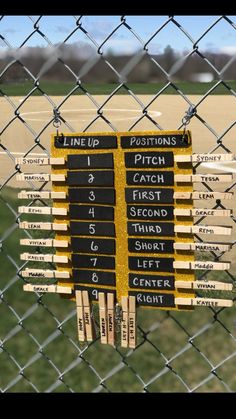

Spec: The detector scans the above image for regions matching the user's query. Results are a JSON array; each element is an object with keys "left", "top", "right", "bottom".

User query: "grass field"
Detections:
[
  {"left": 1, "top": 80, "right": 236, "bottom": 96},
  {"left": 1, "top": 186, "right": 236, "bottom": 392}
]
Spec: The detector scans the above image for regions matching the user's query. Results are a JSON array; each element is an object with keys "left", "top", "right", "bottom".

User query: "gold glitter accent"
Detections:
[{"left": 51, "top": 130, "right": 194, "bottom": 311}]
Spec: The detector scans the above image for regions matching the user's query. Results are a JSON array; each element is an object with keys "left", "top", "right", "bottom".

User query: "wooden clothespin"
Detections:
[
  {"left": 174, "top": 173, "right": 233, "bottom": 183},
  {"left": 121, "top": 296, "right": 129, "bottom": 348},
  {"left": 75, "top": 290, "right": 86, "bottom": 342},
  {"left": 19, "top": 222, "right": 68, "bottom": 231},
  {"left": 20, "top": 253, "right": 68, "bottom": 263},
  {"left": 174, "top": 153, "right": 234, "bottom": 163},
  {"left": 82, "top": 291, "right": 95, "bottom": 342},
  {"left": 128, "top": 296, "right": 136, "bottom": 349},
  {"left": 18, "top": 206, "right": 67, "bottom": 216},
  {"left": 98, "top": 292, "right": 108, "bottom": 344},
  {"left": 174, "top": 242, "right": 231, "bottom": 252},
  {"left": 20, "top": 238, "right": 68, "bottom": 248},
  {"left": 18, "top": 190, "right": 66, "bottom": 200},
  {"left": 173, "top": 261, "right": 230, "bottom": 271},
  {"left": 16, "top": 173, "right": 65, "bottom": 182},
  {"left": 23, "top": 284, "right": 72, "bottom": 294},
  {"left": 175, "top": 297, "right": 233, "bottom": 308},
  {"left": 20, "top": 269, "right": 70, "bottom": 279},
  {"left": 15, "top": 157, "right": 65, "bottom": 165},
  {"left": 174, "top": 208, "right": 232, "bottom": 217},
  {"left": 107, "top": 293, "right": 115, "bottom": 346},
  {"left": 175, "top": 280, "right": 233, "bottom": 291}
]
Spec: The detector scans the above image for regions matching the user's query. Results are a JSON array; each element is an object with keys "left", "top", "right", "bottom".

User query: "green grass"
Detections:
[
  {"left": 0, "top": 186, "right": 236, "bottom": 392},
  {"left": 1, "top": 80, "right": 236, "bottom": 96}
]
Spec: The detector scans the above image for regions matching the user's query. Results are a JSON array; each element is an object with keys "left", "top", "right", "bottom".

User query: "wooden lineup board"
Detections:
[
  {"left": 17, "top": 130, "right": 234, "bottom": 347},
  {"left": 51, "top": 130, "right": 195, "bottom": 310}
]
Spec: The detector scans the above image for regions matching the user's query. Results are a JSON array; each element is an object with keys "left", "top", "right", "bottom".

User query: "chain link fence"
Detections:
[{"left": 0, "top": 15, "right": 236, "bottom": 393}]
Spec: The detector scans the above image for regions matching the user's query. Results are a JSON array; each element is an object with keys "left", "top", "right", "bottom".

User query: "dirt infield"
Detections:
[
  {"left": 1, "top": 95, "right": 236, "bottom": 182},
  {"left": 1, "top": 94, "right": 236, "bottom": 266}
]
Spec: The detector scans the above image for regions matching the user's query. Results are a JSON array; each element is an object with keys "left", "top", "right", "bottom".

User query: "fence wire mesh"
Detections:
[{"left": 0, "top": 15, "right": 236, "bottom": 393}]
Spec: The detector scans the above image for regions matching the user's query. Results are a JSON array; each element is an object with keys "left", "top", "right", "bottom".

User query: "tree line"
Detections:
[{"left": 0, "top": 44, "right": 234, "bottom": 83}]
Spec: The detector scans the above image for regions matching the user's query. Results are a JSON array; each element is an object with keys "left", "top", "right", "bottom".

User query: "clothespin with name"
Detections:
[
  {"left": 75, "top": 290, "right": 86, "bottom": 342},
  {"left": 75, "top": 290, "right": 95, "bottom": 343},
  {"left": 107, "top": 293, "right": 115, "bottom": 346},
  {"left": 121, "top": 296, "right": 129, "bottom": 348},
  {"left": 121, "top": 296, "right": 137, "bottom": 349},
  {"left": 82, "top": 291, "right": 95, "bottom": 342},
  {"left": 98, "top": 292, "right": 108, "bottom": 344},
  {"left": 128, "top": 296, "right": 137, "bottom": 349}
]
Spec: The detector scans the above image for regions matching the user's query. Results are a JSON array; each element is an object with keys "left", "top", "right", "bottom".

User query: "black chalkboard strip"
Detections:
[
  {"left": 67, "top": 170, "right": 114, "bottom": 187},
  {"left": 71, "top": 237, "right": 115, "bottom": 255},
  {"left": 68, "top": 153, "right": 114, "bottom": 169},
  {"left": 129, "top": 256, "right": 174, "bottom": 272},
  {"left": 121, "top": 134, "right": 190, "bottom": 148},
  {"left": 127, "top": 222, "right": 174, "bottom": 236},
  {"left": 55, "top": 135, "right": 117, "bottom": 149},
  {"left": 127, "top": 205, "right": 174, "bottom": 220},
  {"left": 128, "top": 238, "right": 174, "bottom": 254},
  {"left": 69, "top": 204, "right": 114, "bottom": 221},
  {"left": 129, "top": 274, "right": 175, "bottom": 290},
  {"left": 129, "top": 291, "right": 175, "bottom": 308},
  {"left": 72, "top": 270, "right": 116, "bottom": 286},
  {"left": 125, "top": 152, "right": 174, "bottom": 168},
  {"left": 125, "top": 188, "right": 174, "bottom": 204},
  {"left": 126, "top": 171, "right": 174, "bottom": 186},
  {"left": 68, "top": 188, "right": 115, "bottom": 204},
  {"left": 70, "top": 221, "right": 115, "bottom": 237},
  {"left": 72, "top": 254, "right": 115, "bottom": 270}
]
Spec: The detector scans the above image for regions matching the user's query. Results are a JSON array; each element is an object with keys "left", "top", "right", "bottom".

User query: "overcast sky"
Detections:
[{"left": 0, "top": 15, "right": 236, "bottom": 55}]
